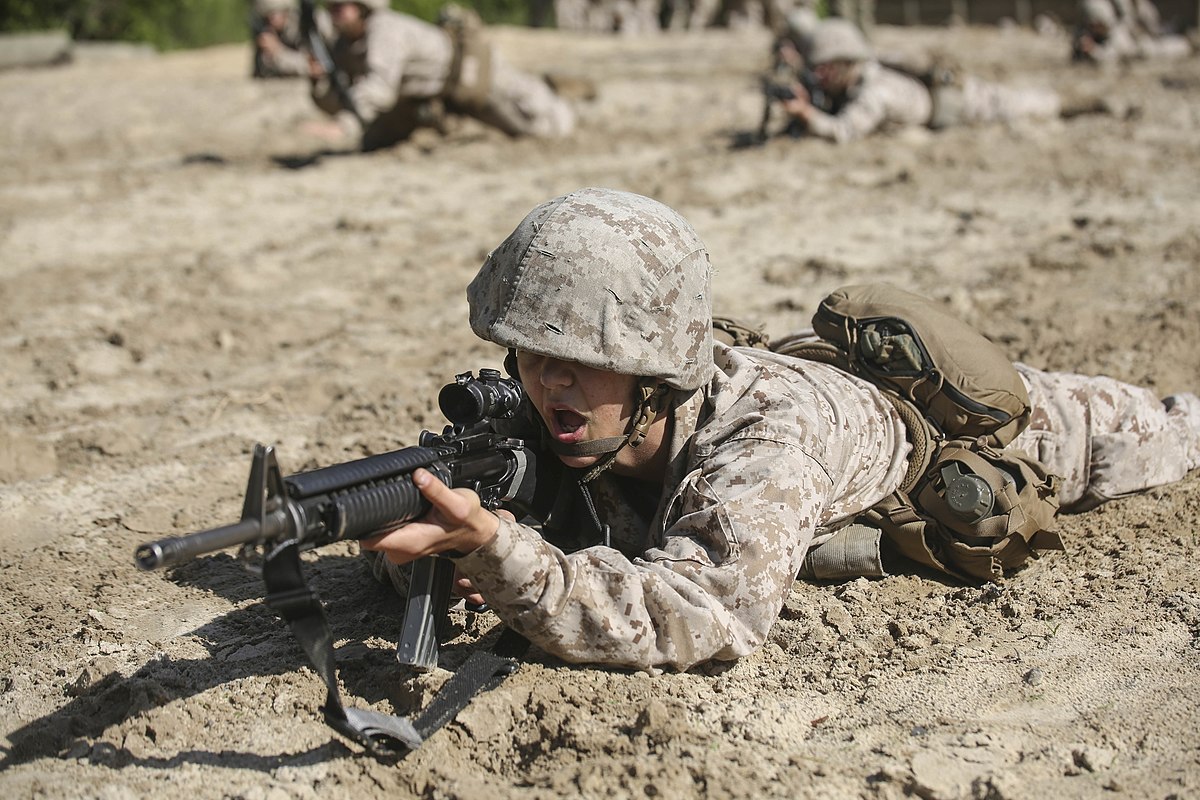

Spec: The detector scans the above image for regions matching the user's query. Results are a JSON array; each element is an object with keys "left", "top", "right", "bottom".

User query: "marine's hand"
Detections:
[
  {"left": 776, "top": 40, "right": 803, "bottom": 70},
  {"left": 307, "top": 53, "right": 326, "bottom": 79},
  {"left": 453, "top": 570, "right": 486, "bottom": 607},
  {"left": 300, "top": 118, "right": 349, "bottom": 144},
  {"left": 256, "top": 30, "right": 283, "bottom": 57},
  {"left": 781, "top": 89, "right": 813, "bottom": 121},
  {"left": 361, "top": 468, "right": 501, "bottom": 564}
]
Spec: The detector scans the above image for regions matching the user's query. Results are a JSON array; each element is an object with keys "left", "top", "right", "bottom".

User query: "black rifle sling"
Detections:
[
  {"left": 411, "top": 649, "right": 517, "bottom": 741},
  {"left": 262, "top": 539, "right": 516, "bottom": 755},
  {"left": 263, "top": 539, "right": 422, "bottom": 753}
]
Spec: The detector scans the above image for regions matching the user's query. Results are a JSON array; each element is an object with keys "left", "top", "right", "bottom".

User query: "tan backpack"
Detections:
[{"left": 771, "top": 284, "right": 1064, "bottom": 582}]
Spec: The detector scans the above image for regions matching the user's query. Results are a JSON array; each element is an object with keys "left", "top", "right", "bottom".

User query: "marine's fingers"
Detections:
[
  {"left": 412, "top": 467, "right": 475, "bottom": 522},
  {"left": 359, "top": 526, "right": 412, "bottom": 552}
]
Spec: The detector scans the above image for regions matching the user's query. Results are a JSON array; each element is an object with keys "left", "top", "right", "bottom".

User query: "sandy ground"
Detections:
[{"left": 1, "top": 21, "right": 1199, "bottom": 800}]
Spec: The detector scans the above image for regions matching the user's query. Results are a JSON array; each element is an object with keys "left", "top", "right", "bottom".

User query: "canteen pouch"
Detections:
[
  {"left": 812, "top": 283, "right": 1030, "bottom": 447},
  {"left": 864, "top": 439, "right": 1063, "bottom": 581}
]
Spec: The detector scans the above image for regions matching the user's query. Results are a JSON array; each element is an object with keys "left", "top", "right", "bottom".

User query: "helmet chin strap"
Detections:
[{"left": 548, "top": 380, "right": 670, "bottom": 484}]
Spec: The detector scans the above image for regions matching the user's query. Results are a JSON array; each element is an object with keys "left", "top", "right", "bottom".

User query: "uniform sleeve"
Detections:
[
  {"left": 345, "top": 24, "right": 407, "bottom": 128},
  {"left": 1092, "top": 26, "right": 1141, "bottom": 62},
  {"left": 803, "top": 91, "right": 889, "bottom": 144},
  {"left": 260, "top": 45, "right": 310, "bottom": 78},
  {"left": 453, "top": 437, "right": 833, "bottom": 671},
  {"left": 310, "top": 22, "right": 407, "bottom": 139}
]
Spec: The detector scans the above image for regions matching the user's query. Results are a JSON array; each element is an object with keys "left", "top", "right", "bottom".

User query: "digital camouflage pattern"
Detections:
[
  {"left": 802, "top": 62, "right": 1065, "bottom": 143},
  {"left": 1073, "top": 0, "right": 1192, "bottom": 64},
  {"left": 312, "top": 6, "right": 574, "bottom": 147},
  {"left": 801, "top": 17, "right": 1064, "bottom": 143},
  {"left": 412, "top": 190, "right": 1200, "bottom": 671},
  {"left": 951, "top": 76, "right": 1061, "bottom": 125},
  {"left": 468, "top": 188, "right": 715, "bottom": 391},
  {"left": 1012, "top": 365, "right": 1200, "bottom": 511},
  {"left": 454, "top": 346, "right": 912, "bottom": 670},
  {"left": 802, "top": 61, "right": 932, "bottom": 144},
  {"left": 808, "top": 18, "right": 873, "bottom": 65},
  {"left": 449, "top": 353, "right": 1200, "bottom": 670}
]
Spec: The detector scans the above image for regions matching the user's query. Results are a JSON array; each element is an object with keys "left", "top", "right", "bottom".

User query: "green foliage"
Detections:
[
  {"left": 389, "top": 0, "right": 535, "bottom": 25},
  {"left": 0, "top": 0, "right": 250, "bottom": 49},
  {"left": 0, "top": 0, "right": 538, "bottom": 46},
  {"left": 394, "top": 0, "right": 445, "bottom": 23},
  {"left": 468, "top": 0, "right": 536, "bottom": 25}
]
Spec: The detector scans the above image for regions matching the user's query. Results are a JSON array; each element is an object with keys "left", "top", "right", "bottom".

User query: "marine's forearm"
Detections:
[{"left": 454, "top": 518, "right": 765, "bottom": 671}]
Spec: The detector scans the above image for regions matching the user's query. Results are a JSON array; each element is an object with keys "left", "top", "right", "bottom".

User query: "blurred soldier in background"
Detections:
[
  {"left": 555, "top": 0, "right": 800, "bottom": 32},
  {"left": 554, "top": 0, "right": 662, "bottom": 33},
  {"left": 305, "top": 1, "right": 577, "bottom": 150},
  {"left": 251, "top": 0, "right": 315, "bottom": 78},
  {"left": 781, "top": 19, "right": 1076, "bottom": 143},
  {"left": 767, "top": 3, "right": 819, "bottom": 66},
  {"left": 756, "top": 7, "right": 822, "bottom": 140},
  {"left": 1072, "top": 0, "right": 1193, "bottom": 64},
  {"left": 831, "top": 0, "right": 873, "bottom": 38}
]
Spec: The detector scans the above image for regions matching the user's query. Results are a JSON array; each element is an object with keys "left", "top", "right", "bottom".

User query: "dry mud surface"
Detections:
[{"left": 2, "top": 23, "right": 1200, "bottom": 800}]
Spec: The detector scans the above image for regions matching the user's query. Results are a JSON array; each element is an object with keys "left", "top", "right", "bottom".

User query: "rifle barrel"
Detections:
[{"left": 134, "top": 518, "right": 263, "bottom": 572}]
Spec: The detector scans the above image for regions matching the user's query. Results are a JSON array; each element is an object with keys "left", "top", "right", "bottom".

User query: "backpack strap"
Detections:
[
  {"left": 773, "top": 337, "right": 933, "bottom": 492},
  {"left": 712, "top": 316, "right": 771, "bottom": 349}
]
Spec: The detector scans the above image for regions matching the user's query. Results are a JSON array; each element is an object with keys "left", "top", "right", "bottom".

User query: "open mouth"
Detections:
[{"left": 553, "top": 408, "right": 587, "bottom": 438}]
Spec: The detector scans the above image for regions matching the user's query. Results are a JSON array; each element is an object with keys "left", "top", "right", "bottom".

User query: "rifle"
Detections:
[
  {"left": 757, "top": 68, "right": 826, "bottom": 142},
  {"left": 250, "top": 10, "right": 269, "bottom": 79},
  {"left": 134, "top": 369, "right": 541, "bottom": 754},
  {"left": 299, "top": 0, "right": 364, "bottom": 125}
]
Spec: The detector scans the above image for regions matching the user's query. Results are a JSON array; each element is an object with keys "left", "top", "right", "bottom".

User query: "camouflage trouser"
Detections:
[
  {"left": 803, "top": 365, "right": 1200, "bottom": 580},
  {"left": 960, "top": 76, "right": 1061, "bottom": 124},
  {"left": 1145, "top": 35, "right": 1193, "bottom": 60},
  {"left": 930, "top": 76, "right": 1061, "bottom": 130},
  {"left": 1011, "top": 364, "right": 1200, "bottom": 511},
  {"left": 361, "top": 99, "right": 431, "bottom": 151},
  {"left": 464, "top": 54, "right": 575, "bottom": 138},
  {"left": 361, "top": 53, "right": 574, "bottom": 148}
]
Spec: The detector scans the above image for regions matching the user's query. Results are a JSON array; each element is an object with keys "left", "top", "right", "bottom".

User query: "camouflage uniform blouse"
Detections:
[
  {"left": 454, "top": 344, "right": 910, "bottom": 671},
  {"left": 803, "top": 61, "right": 932, "bottom": 144},
  {"left": 311, "top": 9, "right": 454, "bottom": 139}
]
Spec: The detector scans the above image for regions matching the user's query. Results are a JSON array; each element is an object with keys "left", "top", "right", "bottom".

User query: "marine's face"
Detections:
[
  {"left": 515, "top": 352, "right": 638, "bottom": 470},
  {"left": 266, "top": 10, "right": 289, "bottom": 31},
  {"left": 328, "top": 2, "right": 366, "bottom": 37},
  {"left": 814, "top": 59, "right": 857, "bottom": 94}
]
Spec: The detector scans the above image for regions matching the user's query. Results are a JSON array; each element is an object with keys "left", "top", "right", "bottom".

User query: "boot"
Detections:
[{"left": 543, "top": 72, "right": 599, "bottom": 102}]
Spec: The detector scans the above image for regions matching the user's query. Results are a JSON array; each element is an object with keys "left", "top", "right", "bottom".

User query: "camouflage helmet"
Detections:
[
  {"left": 1080, "top": 0, "right": 1116, "bottom": 26},
  {"left": 468, "top": 188, "right": 715, "bottom": 391},
  {"left": 785, "top": 7, "right": 820, "bottom": 56},
  {"left": 808, "top": 19, "right": 873, "bottom": 64},
  {"left": 254, "top": 0, "right": 296, "bottom": 14}
]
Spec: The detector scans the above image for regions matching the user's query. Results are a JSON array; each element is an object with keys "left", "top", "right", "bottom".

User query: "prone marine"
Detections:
[{"left": 362, "top": 187, "right": 1200, "bottom": 672}]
